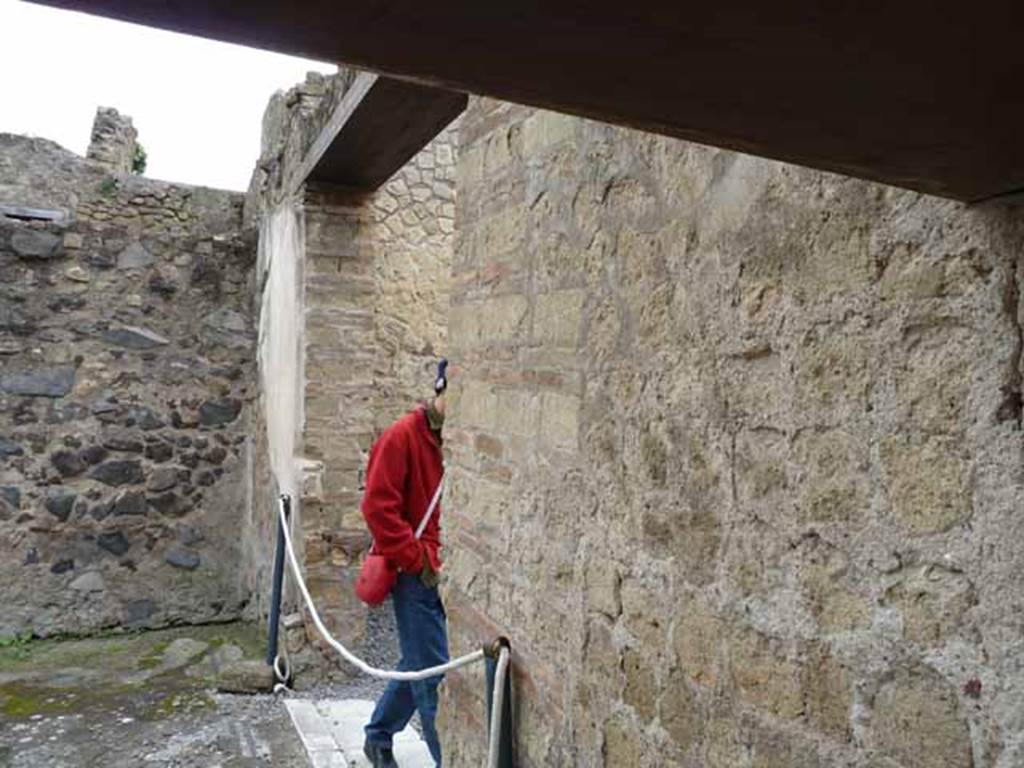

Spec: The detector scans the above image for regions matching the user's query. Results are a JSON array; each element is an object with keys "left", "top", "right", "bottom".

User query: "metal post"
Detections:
[
  {"left": 485, "top": 638, "right": 514, "bottom": 768},
  {"left": 266, "top": 493, "right": 291, "bottom": 667}
]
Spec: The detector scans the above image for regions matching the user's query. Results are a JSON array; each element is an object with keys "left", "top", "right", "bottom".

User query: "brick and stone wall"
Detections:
[
  {"left": 0, "top": 133, "right": 256, "bottom": 637},
  {"left": 368, "top": 123, "right": 458, "bottom": 431},
  {"left": 441, "top": 98, "right": 1024, "bottom": 767},
  {"left": 245, "top": 71, "right": 455, "bottom": 670}
]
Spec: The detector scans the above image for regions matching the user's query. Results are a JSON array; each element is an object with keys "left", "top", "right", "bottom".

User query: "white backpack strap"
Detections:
[{"left": 414, "top": 474, "right": 445, "bottom": 540}]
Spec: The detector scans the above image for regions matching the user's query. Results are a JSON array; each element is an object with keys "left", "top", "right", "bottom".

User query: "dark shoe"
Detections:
[{"left": 364, "top": 742, "right": 399, "bottom": 768}]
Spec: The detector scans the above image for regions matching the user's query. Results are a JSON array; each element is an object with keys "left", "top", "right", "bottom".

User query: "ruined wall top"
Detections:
[
  {"left": 244, "top": 69, "right": 358, "bottom": 224},
  {"left": 86, "top": 107, "right": 138, "bottom": 175},
  {"left": 0, "top": 120, "right": 243, "bottom": 238}
]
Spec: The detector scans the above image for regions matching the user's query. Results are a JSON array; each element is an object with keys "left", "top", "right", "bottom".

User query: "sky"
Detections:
[{"left": 0, "top": 1, "right": 336, "bottom": 190}]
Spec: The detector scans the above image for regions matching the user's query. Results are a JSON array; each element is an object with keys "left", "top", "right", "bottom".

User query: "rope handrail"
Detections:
[
  {"left": 273, "top": 495, "right": 512, "bottom": 766},
  {"left": 487, "top": 643, "right": 512, "bottom": 768},
  {"left": 276, "top": 498, "right": 486, "bottom": 681}
]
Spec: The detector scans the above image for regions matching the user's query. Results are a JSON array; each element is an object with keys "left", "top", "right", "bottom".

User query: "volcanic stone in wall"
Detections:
[
  {"left": 102, "top": 325, "right": 170, "bottom": 350},
  {"left": 44, "top": 487, "right": 77, "bottom": 521},
  {"left": 0, "top": 437, "right": 25, "bottom": 457},
  {"left": 111, "top": 489, "right": 148, "bottom": 516},
  {"left": 103, "top": 432, "right": 144, "bottom": 453},
  {"left": 11, "top": 230, "right": 62, "bottom": 260},
  {"left": 199, "top": 398, "right": 242, "bottom": 426},
  {"left": 149, "top": 490, "right": 194, "bottom": 517},
  {"left": 117, "top": 242, "right": 154, "bottom": 269},
  {"left": 97, "top": 531, "right": 130, "bottom": 556},
  {"left": 147, "top": 466, "right": 181, "bottom": 493},
  {"left": 51, "top": 449, "right": 87, "bottom": 478},
  {"left": 0, "top": 168, "right": 254, "bottom": 637},
  {"left": 0, "top": 299, "right": 37, "bottom": 336},
  {"left": 165, "top": 548, "right": 200, "bottom": 571},
  {"left": 0, "top": 486, "right": 20, "bottom": 520},
  {"left": 0, "top": 366, "right": 76, "bottom": 397},
  {"left": 89, "top": 460, "right": 145, "bottom": 487}
]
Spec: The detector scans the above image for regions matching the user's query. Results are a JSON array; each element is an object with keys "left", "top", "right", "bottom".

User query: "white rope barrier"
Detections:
[
  {"left": 487, "top": 645, "right": 511, "bottom": 768},
  {"left": 277, "top": 501, "right": 487, "bottom": 681}
]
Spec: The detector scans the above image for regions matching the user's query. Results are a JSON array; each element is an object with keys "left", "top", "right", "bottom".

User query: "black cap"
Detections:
[{"left": 434, "top": 359, "right": 449, "bottom": 394}]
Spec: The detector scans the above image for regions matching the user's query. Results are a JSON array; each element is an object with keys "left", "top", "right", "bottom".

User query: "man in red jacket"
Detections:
[{"left": 363, "top": 360, "right": 448, "bottom": 768}]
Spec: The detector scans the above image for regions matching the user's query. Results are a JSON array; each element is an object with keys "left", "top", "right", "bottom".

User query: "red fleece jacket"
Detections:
[{"left": 361, "top": 406, "right": 444, "bottom": 573}]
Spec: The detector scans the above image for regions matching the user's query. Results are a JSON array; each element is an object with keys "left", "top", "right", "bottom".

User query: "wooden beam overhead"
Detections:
[
  {"left": 290, "top": 73, "right": 467, "bottom": 192},
  {"left": 28, "top": 1, "right": 1024, "bottom": 201}
]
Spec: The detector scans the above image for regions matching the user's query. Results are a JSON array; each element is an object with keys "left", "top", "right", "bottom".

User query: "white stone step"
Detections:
[{"left": 284, "top": 698, "right": 435, "bottom": 768}]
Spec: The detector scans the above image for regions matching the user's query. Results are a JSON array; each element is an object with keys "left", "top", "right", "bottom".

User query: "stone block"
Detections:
[
  {"left": 584, "top": 558, "right": 621, "bottom": 618},
  {"left": 894, "top": 327, "right": 969, "bottom": 434},
  {"left": 622, "top": 649, "right": 657, "bottom": 721},
  {"left": 734, "top": 427, "right": 789, "bottom": 521},
  {"left": 0, "top": 486, "right": 20, "bottom": 509},
  {"left": 117, "top": 242, "right": 154, "bottom": 269},
  {"left": 165, "top": 548, "right": 201, "bottom": 571},
  {"left": 0, "top": 365, "right": 76, "bottom": 397},
  {"left": 477, "top": 293, "right": 530, "bottom": 344},
  {"left": 792, "top": 321, "right": 872, "bottom": 417},
  {"left": 69, "top": 571, "right": 105, "bottom": 592},
  {"left": 800, "top": 557, "right": 871, "bottom": 635},
  {"left": 90, "top": 460, "right": 144, "bottom": 487},
  {"left": 884, "top": 565, "right": 973, "bottom": 645},
  {"left": 113, "top": 489, "right": 149, "bottom": 516},
  {"left": 672, "top": 596, "right": 722, "bottom": 688},
  {"left": 534, "top": 289, "right": 585, "bottom": 348},
  {"left": 802, "top": 643, "right": 851, "bottom": 739},
  {"left": 97, "top": 531, "right": 131, "bottom": 556},
  {"left": 705, "top": 710, "right": 747, "bottom": 768},
  {"left": 521, "top": 111, "right": 577, "bottom": 156},
  {"left": 748, "top": 724, "right": 824, "bottom": 768},
  {"left": 881, "top": 435, "right": 969, "bottom": 533},
  {"left": 0, "top": 438, "right": 24, "bottom": 458},
  {"left": 871, "top": 665, "right": 972, "bottom": 768},
  {"left": 44, "top": 487, "right": 77, "bottom": 521},
  {"left": 201, "top": 308, "right": 252, "bottom": 350},
  {"left": 103, "top": 325, "right": 170, "bottom": 349},
  {"left": 729, "top": 627, "right": 803, "bottom": 720},
  {"left": 659, "top": 670, "right": 700, "bottom": 753},
  {"left": 539, "top": 391, "right": 580, "bottom": 452},
  {"left": 216, "top": 660, "right": 276, "bottom": 694},
  {"left": 12, "top": 230, "right": 62, "bottom": 259},
  {"left": 199, "top": 398, "right": 243, "bottom": 426},
  {"left": 602, "top": 712, "right": 643, "bottom": 766},
  {"left": 457, "top": 380, "right": 499, "bottom": 432},
  {"left": 791, "top": 428, "right": 869, "bottom": 527},
  {"left": 879, "top": 244, "right": 948, "bottom": 301},
  {"left": 478, "top": 206, "right": 527, "bottom": 258}
]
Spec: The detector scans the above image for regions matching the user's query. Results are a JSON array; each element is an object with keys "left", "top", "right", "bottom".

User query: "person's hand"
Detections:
[{"left": 420, "top": 550, "right": 440, "bottom": 588}]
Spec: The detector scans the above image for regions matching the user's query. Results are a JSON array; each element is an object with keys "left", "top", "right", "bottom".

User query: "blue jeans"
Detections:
[{"left": 365, "top": 572, "right": 449, "bottom": 766}]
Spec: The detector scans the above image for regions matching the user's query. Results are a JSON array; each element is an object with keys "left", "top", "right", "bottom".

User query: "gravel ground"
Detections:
[
  {"left": 1, "top": 690, "right": 308, "bottom": 768},
  {"left": 0, "top": 621, "right": 409, "bottom": 768}
]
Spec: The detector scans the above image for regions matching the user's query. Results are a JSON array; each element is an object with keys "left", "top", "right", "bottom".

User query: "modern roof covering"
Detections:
[{"left": 30, "top": 0, "right": 1024, "bottom": 201}]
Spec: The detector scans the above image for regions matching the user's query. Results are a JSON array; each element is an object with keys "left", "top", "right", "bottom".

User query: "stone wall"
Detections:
[
  {"left": 0, "top": 134, "right": 256, "bottom": 637},
  {"left": 441, "top": 98, "right": 1024, "bottom": 767},
  {"left": 1, "top": 131, "right": 240, "bottom": 235},
  {"left": 86, "top": 107, "right": 138, "bottom": 175}
]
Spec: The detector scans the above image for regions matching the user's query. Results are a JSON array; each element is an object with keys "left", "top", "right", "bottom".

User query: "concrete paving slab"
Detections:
[{"left": 284, "top": 698, "right": 434, "bottom": 768}]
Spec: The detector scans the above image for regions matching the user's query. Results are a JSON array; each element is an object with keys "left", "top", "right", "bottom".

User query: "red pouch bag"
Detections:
[
  {"left": 355, "top": 548, "right": 397, "bottom": 606},
  {"left": 354, "top": 475, "right": 444, "bottom": 606}
]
